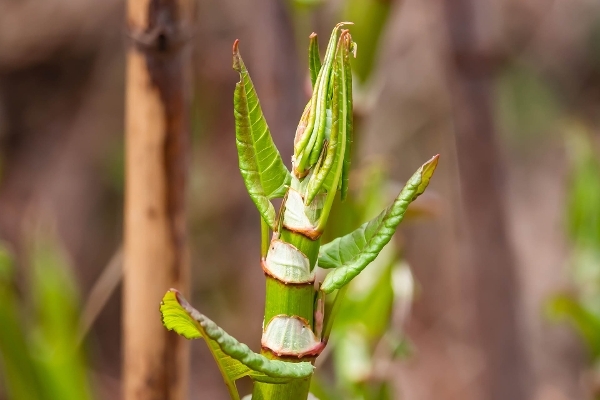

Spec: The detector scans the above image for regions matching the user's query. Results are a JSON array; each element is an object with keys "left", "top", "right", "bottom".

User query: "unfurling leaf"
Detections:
[
  {"left": 340, "top": 40, "right": 354, "bottom": 201},
  {"left": 160, "top": 289, "right": 314, "bottom": 400},
  {"left": 319, "top": 155, "right": 439, "bottom": 293},
  {"left": 233, "top": 40, "right": 291, "bottom": 229},
  {"left": 305, "top": 30, "right": 352, "bottom": 205},
  {"left": 308, "top": 33, "right": 321, "bottom": 88},
  {"left": 294, "top": 22, "right": 353, "bottom": 177}
]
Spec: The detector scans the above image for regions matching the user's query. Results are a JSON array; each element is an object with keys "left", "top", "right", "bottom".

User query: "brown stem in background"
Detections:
[
  {"left": 444, "top": 1, "right": 531, "bottom": 399},
  {"left": 123, "top": 0, "right": 193, "bottom": 398}
]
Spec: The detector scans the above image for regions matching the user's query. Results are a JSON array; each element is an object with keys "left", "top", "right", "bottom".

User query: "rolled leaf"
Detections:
[
  {"left": 306, "top": 30, "right": 353, "bottom": 204},
  {"left": 160, "top": 289, "right": 314, "bottom": 398},
  {"left": 340, "top": 40, "right": 355, "bottom": 201},
  {"left": 294, "top": 22, "right": 352, "bottom": 176},
  {"left": 319, "top": 155, "right": 439, "bottom": 293},
  {"left": 308, "top": 33, "right": 321, "bottom": 88},
  {"left": 233, "top": 40, "right": 291, "bottom": 229}
]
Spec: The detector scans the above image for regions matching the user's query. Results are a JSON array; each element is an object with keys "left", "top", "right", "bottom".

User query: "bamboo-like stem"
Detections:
[
  {"left": 253, "top": 190, "right": 322, "bottom": 399},
  {"left": 123, "top": 0, "right": 193, "bottom": 398}
]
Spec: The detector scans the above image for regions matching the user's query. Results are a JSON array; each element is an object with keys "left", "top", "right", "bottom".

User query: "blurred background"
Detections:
[{"left": 1, "top": 0, "right": 600, "bottom": 399}]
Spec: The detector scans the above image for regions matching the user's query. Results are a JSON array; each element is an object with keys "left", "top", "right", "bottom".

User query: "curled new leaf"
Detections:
[
  {"left": 294, "top": 22, "right": 353, "bottom": 176},
  {"left": 319, "top": 155, "right": 439, "bottom": 293},
  {"left": 305, "top": 30, "right": 353, "bottom": 205},
  {"left": 160, "top": 289, "right": 314, "bottom": 399},
  {"left": 340, "top": 40, "right": 355, "bottom": 201},
  {"left": 308, "top": 33, "right": 321, "bottom": 89},
  {"left": 233, "top": 40, "right": 291, "bottom": 229}
]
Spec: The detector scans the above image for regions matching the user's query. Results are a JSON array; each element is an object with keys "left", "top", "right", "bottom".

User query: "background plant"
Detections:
[
  {"left": 547, "top": 125, "right": 600, "bottom": 398},
  {"left": 0, "top": 228, "right": 93, "bottom": 400}
]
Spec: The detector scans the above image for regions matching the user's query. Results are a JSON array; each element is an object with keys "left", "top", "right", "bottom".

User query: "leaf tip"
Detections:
[
  {"left": 429, "top": 153, "right": 439, "bottom": 165},
  {"left": 232, "top": 39, "right": 243, "bottom": 72},
  {"left": 412, "top": 154, "right": 440, "bottom": 199},
  {"left": 425, "top": 154, "right": 440, "bottom": 172}
]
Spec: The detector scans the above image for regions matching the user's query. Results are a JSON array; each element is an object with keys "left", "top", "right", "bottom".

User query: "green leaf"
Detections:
[
  {"left": 233, "top": 40, "right": 291, "bottom": 229},
  {"left": 340, "top": 40, "right": 354, "bottom": 201},
  {"left": 294, "top": 22, "right": 352, "bottom": 176},
  {"left": 305, "top": 30, "right": 353, "bottom": 205},
  {"left": 160, "top": 289, "right": 314, "bottom": 399},
  {"left": 308, "top": 33, "right": 321, "bottom": 88},
  {"left": 547, "top": 294, "right": 600, "bottom": 359},
  {"left": 319, "top": 155, "right": 439, "bottom": 293}
]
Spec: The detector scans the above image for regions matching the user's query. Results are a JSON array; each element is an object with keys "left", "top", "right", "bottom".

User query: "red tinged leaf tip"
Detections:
[{"left": 232, "top": 39, "right": 243, "bottom": 72}]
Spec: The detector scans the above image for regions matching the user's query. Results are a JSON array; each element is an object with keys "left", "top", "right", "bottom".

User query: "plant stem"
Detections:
[{"left": 253, "top": 195, "right": 322, "bottom": 399}]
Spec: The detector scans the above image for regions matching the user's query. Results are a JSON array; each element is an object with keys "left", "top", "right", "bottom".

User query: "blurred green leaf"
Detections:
[
  {"left": 309, "top": 374, "right": 337, "bottom": 400},
  {"left": 29, "top": 232, "right": 93, "bottom": 400},
  {"left": 342, "top": 0, "right": 392, "bottom": 82},
  {"left": 0, "top": 231, "right": 93, "bottom": 400},
  {"left": 334, "top": 329, "right": 372, "bottom": 385},
  {"left": 547, "top": 294, "right": 600, "bottom": 359},
  {"left": 0, "top": 245, "right": 45, "bottom": 400},
  {"left": 496, "top": 64, "right": 561, "bottom": 144},
  {"left": 566, "top": 128, "right": 600, "bottom": 248}
]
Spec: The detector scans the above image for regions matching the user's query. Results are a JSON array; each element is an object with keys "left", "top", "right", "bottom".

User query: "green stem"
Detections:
[
  {"left": 260, "top": 218, "right": 269, "bottom": 258},
  {"left": 253, "top": 210, "right": 321, "bottom": 399},
  {"left": 251, "top": 363, "right": 312, "bottom": 400}
]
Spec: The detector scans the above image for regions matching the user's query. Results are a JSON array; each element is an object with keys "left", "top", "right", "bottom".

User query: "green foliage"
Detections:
[
  {"left": 160, "top": 289, "right": 314, "bottom": 400},
  {"left": 319, "top": 155, "right": 439, "bottom": 293},
  {"left": 233, "top": 40, "right": 291, "bottom": 229},
  {"left": 0, "top": 233, "right": 93, "bottom": 400}
]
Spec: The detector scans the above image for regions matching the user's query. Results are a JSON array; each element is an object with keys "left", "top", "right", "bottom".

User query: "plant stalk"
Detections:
[{"left": 252, "top": 185, "right": 323, "bottom": 399}]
